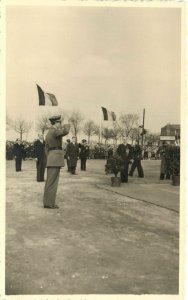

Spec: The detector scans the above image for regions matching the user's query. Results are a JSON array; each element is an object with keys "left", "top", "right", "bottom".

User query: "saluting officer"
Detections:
[
  {"left": 43, "top": 115, "right": 70, "bottom": 209},
  {"left": 129, "top": 142, "right": 144, "bottom": 178},
  {"left": 79, "top": 139, "right": 89, "bottom": 171}
]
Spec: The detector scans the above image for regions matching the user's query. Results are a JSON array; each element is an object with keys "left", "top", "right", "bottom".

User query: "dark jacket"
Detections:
[
  {"left": 116, "top": 143, "right": 132, "bottom": 161},
  {"left": 13, "top": 143, "right": 24, "bottom": 159},
  {"left": 66, "top": 142, "right": 79, "bottom": 167},
  {"left": 34, "top": 140, "right": 45, "bottom": 160},
  {"left": 132, "top": 144, "right": 142, "bottom": 160},
  {"left": 79, "top": 144, "right": 89, "bottom": 159}
]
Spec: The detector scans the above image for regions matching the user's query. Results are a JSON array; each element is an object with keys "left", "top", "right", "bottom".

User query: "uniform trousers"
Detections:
[
  {"left": 120, "top": 161, "right": 129, "bottom": 183},
  {"left": 36, "top": 157, "right": 46, "bottom": 181},
  {"left": 43, "top": 167, "right": 60, "bottom": 207},
  {"left": 80, "top": 158, "right": 86, "bottom": 170},
  {"left": 15, "top": 158, "right": 22, "bottom": 172},
  {"left": 129, "top": 159, "right": 144, "bottom": 177},
  {"left": 70, "top": 166, "right": 76, "bottom": 174}
]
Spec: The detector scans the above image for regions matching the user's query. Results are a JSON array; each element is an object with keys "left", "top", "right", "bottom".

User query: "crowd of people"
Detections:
[{"left": 6, "top": 114, "right": 180, "bottom": 209}]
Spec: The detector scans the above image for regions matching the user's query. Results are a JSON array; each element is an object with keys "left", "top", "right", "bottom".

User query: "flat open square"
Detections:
[{"left": 6, "top": 159, "right": 179, "bottom": 295}]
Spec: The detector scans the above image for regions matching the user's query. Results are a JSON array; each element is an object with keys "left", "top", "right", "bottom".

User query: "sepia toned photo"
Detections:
[{"left": 1, "top": 0, "right": 187, "bottom": 299}]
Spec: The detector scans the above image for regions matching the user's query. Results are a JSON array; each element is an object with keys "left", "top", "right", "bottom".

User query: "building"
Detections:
[{"left": 160, "top": 123, "right": 180, "bottom": 145}]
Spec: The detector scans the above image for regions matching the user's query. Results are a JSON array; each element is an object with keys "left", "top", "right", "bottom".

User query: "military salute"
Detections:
[
  {"left": 43, "top": 115, "right": 70, "bottom": 209},
  {"left": 79, "top": 139, "right": 89, "bottom": 171},
  {"left": 34, "top": 134, "right": 46, "bottom": 182}
]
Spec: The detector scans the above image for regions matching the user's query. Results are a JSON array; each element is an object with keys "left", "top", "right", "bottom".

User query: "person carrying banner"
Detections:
[{"left": 43, "top": 115, "right": 70, "bottom": 209}]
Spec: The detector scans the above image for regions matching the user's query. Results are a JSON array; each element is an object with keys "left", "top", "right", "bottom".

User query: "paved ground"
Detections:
[{"left": 6, "top": 159, "right": 179, "bottom": 295}]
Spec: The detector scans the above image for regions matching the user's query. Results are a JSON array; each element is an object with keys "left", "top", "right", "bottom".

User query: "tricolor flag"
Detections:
[
  {"left": 37, "top": 84, "right": 58, "bottom": 106},
  {"left": 101, "top": 107, "right": 116, "bottom": 121}
]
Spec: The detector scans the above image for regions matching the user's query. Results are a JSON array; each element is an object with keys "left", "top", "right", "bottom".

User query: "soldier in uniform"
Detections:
[
  {"left": 13, "top": 138, "right": 25, "bottom": 172},
  {"left": 34, "top": 133, "right": 46, "bottom": 182},
  {"left": 116, "top": 137, "right": 132, "bottom": 183},
  {"left": 66, "top": 136, "right": 79, "bottom": 175},
  {"left": 158, "top": 141, "right": 170, "bottom": 180},
  {"left": 79, "top": 139, "right": 89, "bottom": 171},
  {"left": 129, "top": 142, "right": 144, "bottom": 178},
  {"left": 43, "top": 115, "right": 70, "bottom": 209}
]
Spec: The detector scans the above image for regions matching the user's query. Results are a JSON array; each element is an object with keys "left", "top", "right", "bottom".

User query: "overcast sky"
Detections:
[{"left": 6, "top": 5, "right": 181, "bottom": 139}]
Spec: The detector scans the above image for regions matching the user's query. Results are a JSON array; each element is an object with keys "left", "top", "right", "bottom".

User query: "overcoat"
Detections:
[
  {"left": 34, "top": 139, "right": 46, "bottom": 160},
  {"left": 66, "top": 142, "right": 79, "bottom": 167},
  {"left": 45, "top": 124, "right": 70, "bottom": 167},
  {"left": 116, "top": 143, "right": 132, "bottom": 161}
]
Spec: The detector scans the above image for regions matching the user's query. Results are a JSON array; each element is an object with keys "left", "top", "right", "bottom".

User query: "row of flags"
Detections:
[{"left": 36, "top": 84, "right": 116, "bottom": 121}]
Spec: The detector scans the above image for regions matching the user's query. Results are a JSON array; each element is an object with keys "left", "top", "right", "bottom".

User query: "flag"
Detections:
[
  {"left": 37, "top": 84, "right": 58, "bottom": 106},
  {"left": 101, "top": 107, "right": 116, "bottom": 121}
]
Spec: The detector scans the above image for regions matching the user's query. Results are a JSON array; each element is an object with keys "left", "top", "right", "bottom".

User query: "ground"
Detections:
[{"left": 5, "top": 159, "right": 179, "bottom": 295}]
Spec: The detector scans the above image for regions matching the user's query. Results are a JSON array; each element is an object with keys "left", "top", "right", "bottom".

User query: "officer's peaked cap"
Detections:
[{"left": 49, "top": 115, "right": 61, "bottom": 124}]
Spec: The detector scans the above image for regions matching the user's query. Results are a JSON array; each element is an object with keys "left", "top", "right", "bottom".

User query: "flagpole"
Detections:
[
  {"left": 100, "top": 107, "right": 102, "bottom": 144},
  {"left": 34, "top": 82, "right": 37, "bottom": 138}
]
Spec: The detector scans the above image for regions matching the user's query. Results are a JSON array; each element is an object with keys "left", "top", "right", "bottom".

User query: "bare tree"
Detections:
[
  {"left": 111, "top": 122, "right": 122, "bottom": 144},
  {"left": 144, "top": 131, "right": 160, "bottom": 146},
  {"left": 102, "top": 127, "right": 114, "bottom": 145},
  {"left": 83, "top": 120, "right": 98, "bottom": 143},
  {"left": 129, "top": 127, "right": 140, "bottom": 144},
  {"left": 36, "top": 115, "right": 51, "bottom": 134},
  {"left": 8, "top": 116, "right": 33, "bottom": 141},
  {"left": 119, "top": 113, "right": 139, "bottom": 137},
  {"left": 68, "top": 110, "right": 84, "bottom": 137},
  {"left": 93, "top": 125, "right": 101, "bottom": 143}
]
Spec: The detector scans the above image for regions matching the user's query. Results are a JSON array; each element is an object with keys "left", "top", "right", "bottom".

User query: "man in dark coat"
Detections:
[
  {"left": 13, "top": 138, "right": 25, "bottom": 172},
  {"left": 43, "top": 115, "right": 70, "bottom": 209},
  {"left": 66, "top": 137, "right": 79, "bottom": 175},
  {"left": 79, "top": 139, "right": 89, "bottom": 171},
  {"left": 34, "top": 134, "right": 46, "bottom": 182},
  {"left": 65, "top": 139, "right": 71, "bottom": 172},
  {"left": 116, "top": 137, "right": 132, "bottom": 183},
  {"left": 129, "top": 142, "right": 144, "bottom": 178}
]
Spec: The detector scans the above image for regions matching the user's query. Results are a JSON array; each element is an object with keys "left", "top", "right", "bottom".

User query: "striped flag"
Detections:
[
  {"left": 101, "top": 107, "right": 116, "bottom": 121},
  {"left": 37, "top": 84, "right": 58, "bottom": 106}
]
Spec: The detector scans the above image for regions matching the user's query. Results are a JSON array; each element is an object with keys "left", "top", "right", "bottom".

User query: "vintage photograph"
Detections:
[{"left": 2, "top": 0, "right": 185, "bottom": 298}]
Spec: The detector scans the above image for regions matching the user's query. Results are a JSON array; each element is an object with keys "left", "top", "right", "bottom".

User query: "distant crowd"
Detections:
[{"left": 6, "top": 139, "right": 160, "bottom": 161}]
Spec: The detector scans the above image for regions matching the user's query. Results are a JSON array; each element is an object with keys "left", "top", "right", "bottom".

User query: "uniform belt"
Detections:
[{"left": 48, "top": 147, "right": 62, "bottom": 151}]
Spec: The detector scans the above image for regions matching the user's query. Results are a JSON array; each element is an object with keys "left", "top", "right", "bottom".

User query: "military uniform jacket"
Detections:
[
  {"left": 45, "top": 125, "right": 69, "bottom": 167},
  {"left": 79, "top": 144, "right": 89, "bottom": 159},
  {"left": 66, "top": 142, "right": 79, "bottom": 167},
  {"left": 117, "top": 143, "right": 132, "bottom": 161},
  {"left": 13, "top": 143, "right": 25, "bottom": 159},
  {"left": 132, "top": 145, "right": 142, "bottom": 160}
]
